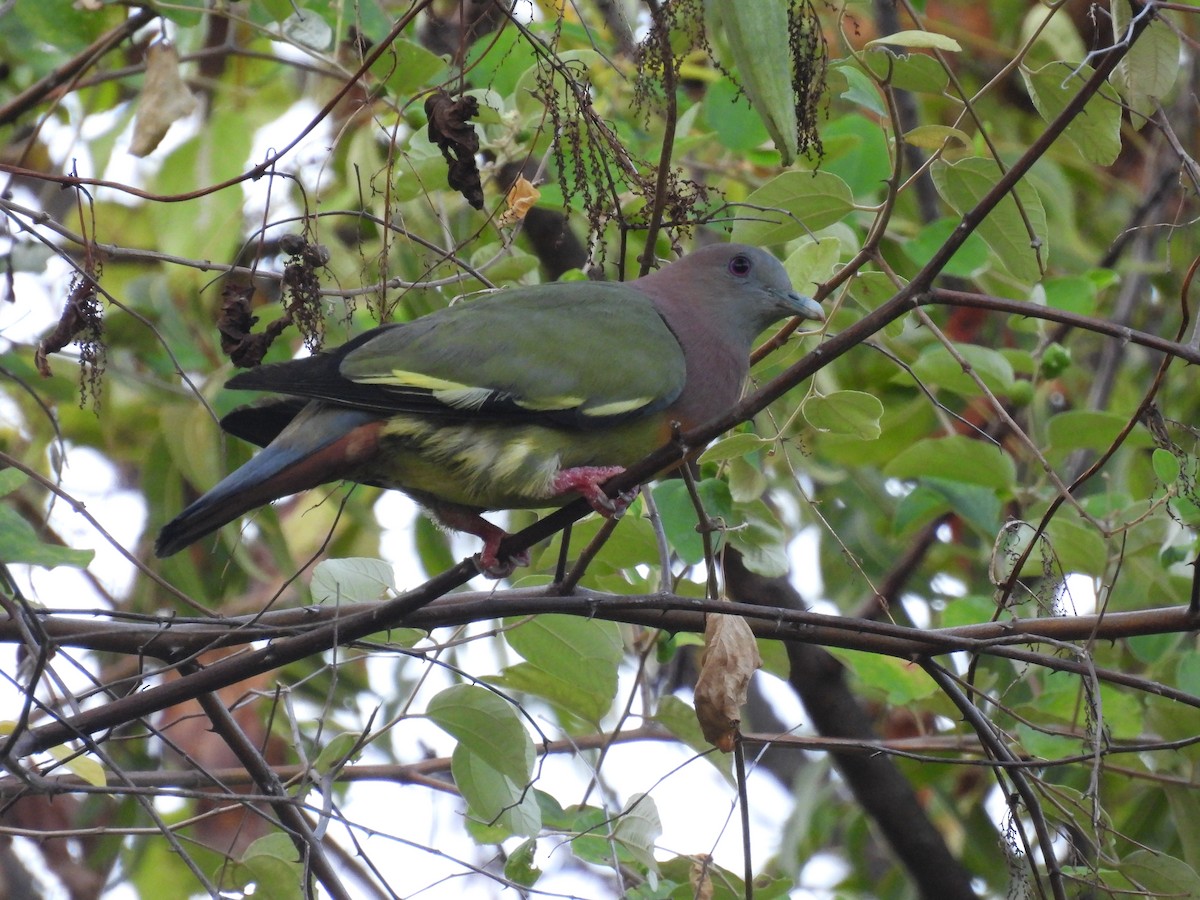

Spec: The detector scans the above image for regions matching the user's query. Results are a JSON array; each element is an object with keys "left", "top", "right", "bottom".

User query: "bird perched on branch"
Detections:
[{"left": 155, "top": 244, "right": 824, "bottom": 576}]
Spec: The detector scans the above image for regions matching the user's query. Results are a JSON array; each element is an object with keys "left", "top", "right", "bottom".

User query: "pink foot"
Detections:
[
  {"left": 477, "top": 526, "right": 530, "bottom": 579},
  {"left": 551, "top": 466, "right": 638, "bottom": 517},
  {"left": 431, "top": 503, "right": 529, "bottom": 579}
]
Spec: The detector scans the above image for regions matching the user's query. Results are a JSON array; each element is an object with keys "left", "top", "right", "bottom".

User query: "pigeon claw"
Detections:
[
  {"left": 552, "top": 466, "right": 636, "bottom": 517},
  {"left": 476, "top": 542, "right": 530, "bottom": 579}
]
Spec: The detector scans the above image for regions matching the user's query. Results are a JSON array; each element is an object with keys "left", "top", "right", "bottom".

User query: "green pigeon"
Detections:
[{"left": 155, "top": 244, "right": 823, "bottom": 575}]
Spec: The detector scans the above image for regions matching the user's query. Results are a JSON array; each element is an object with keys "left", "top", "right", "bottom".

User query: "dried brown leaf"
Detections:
[
  {"left": 217, "top": 281, "right": 289, "bottom": 368},
  {"left": 694, "top": 613, "right": 761, "bottom": 752},
  {"left": 129, "top": 42, "right": 198, "bottom": 158},
  {"left": 35, "top": 275, "right": 105, "bottom": 409},
  {"left": 425, "top": 89, "right": 484, "bottom": 209},
  {"left": 689, "top": 853, "right": 715, "bottom": 900}
]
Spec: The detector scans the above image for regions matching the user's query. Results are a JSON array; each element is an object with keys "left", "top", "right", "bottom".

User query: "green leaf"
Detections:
[
  {"left": 426, "top": 684, "right": 532, "bottom": 784},
  {"left": 547, "top": 507, "right": 660, "bottom": 573},
  {"left": 310, "top": 557, "right": 395, "bottom": 604},
  {"left": 992, "top": 516, "right": 1108, "bottom": 580},
  {"left": 818, "top": 114, "right": 893, "bottom": 198},
  {"left": 1022, "top": 63, "right": 1122, "bottom": 166},
  {"left": 1096, "top": 684, "right": 1143, "bottom": 738},
  {"left": 652, "top": 479, "right": 734, "bottom": 565},
  {"left": 254, "top": 0, "right": 294, "bottom": 23},
  {"left": 1178, "top": 654, "right": 1200, "bottom": 697},
  {"left": 515, "top": 50, "right": 603, "bottom": 117},
  {"left": 1165, "top": 790, "right": 1200, "bottom": 873},
  {"left": 312, "top": 732, "right": 361, "bottom": 777},
  {"left": 463, "top": 25, "right": 530, "bottom": 97},
  {"left": 1044, "top": 516, "right": 1109, "bottom": 576},
  {"left": 372, "top": 39, "right": 449, "bottom": 97},
  {"left": 848, "top": 269, "right": 900, "bottom": 312},
  {"left": 827, "top": 648, "right": 939, "bottom": 704},
  {"left": 803, "top": 391, "right": 884, "bottom": 440},
  {"left": 893, "top": 484, "right": 950, "bottom": 535},
  {"left": 902, "top": 217, "right": 989, "bottom": 278},
  {"left": 0, "top": 469, "right": 26, "bottom": 495},
  {"left": 1114, "top": 0, "right": 1181, "bottom": 119},
  {"left": 1153, "top": 448, "right": 1182, "bottom": 484},
  {"left": 1045, "top": 410, "right": 1152, "bottom": 462},
  {"left": 699, "top": 433, "right": 771, "bottom": 464},
  {"left": 909, "top": 343, "right": 1016, "bottom": 397},
  {"left": 1119, "top": 849, "right": 1200, "bottom": 897},
  {"left": 702, "top": 64, "right": 770, "bottom": 152},
  {"left": 731, "top": 171, "right": 855, "bottom": 246},
  {"left": 611, "top": 793, "right": 662, "bottom": 871},
  {"left": 225, "top": 834, "right": 303, "bottom": 900},
  {"left": 1019, "top": 5, "right": 1086, "bottom": 66},
  {"left": 570, "top": 806, "right": 618, "bottom": 866},
  {"left": 13, "top": 2, "right": 117, "bottom": 51},
  {"left": 902, "top": 124, "right": 972, "bottom": 151},
  {"left": 654, "top": 695, "right": 732, "bottom": 780},
  {"left": 861, "top": 49, "right": 950, "bottom": 93},
  {"left": 414, "top": 513, "right": 458, "bottom": 576},
  {"left": 0, "top": 505, "right": 94, "bottom": 569},
  {"left": 494, "top": 615, "right": 623, "bottom": 722},
  {"left": 657, "top": 855, "right": 794, "bottom": 899},
  {"left": 784, "top": 238, "right": 842, "bottom": 294},
  {"left": 504, "top": 838, "right": 542, "bottom": 887},
  {"left": 1041, "top": 274, "right": 1098, "bottom": 316},
  {"left": 534, "top": 790, "right": 573, "bottom": 830},
  {"left": 727, "top": 500, "right": 790, "bottom": 577},
  {"left": 885, "top": 435, "right": 1015, "bottom": 491},
  {"left": 831, "top": 61, "right": 885, "bottom": 117},
  {"left": 922, "top": 477, "right": 1003, "bottom": 539},
  {"left": 391, "top": 152, "right": 461, "bottom": 204},
  {"left": 1014, "top": 722, "right": 1080, "bottom": 761},
  {"left": 572, "top": 796, "right": 662, "bottom": 873},
  {"left": 709, "top": 0, "right": 798, "bottom": 163},
  {"left": 727, "top": 455, "right": 768, "bottom": 503},
  {"left": 866, "top": 30, "right": 962, "bottom": 52},
  {"left": 279, "top": 9, "right": 332, "bottom": 51},
  {"left": 930, "top": 157, "right": 1048, "bottom": 284},
  {"left": 452, "top": 744, "right": 541, "bottom": 838}
]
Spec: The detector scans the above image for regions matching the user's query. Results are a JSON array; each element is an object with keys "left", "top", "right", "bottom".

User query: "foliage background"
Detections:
[{"left": 3, "top": 0, "right": 1200, "bottom": 898}]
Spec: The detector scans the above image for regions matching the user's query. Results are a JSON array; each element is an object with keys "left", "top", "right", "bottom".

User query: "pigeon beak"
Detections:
[{"left": 782, "top": 290, "right": 825, "bottom": 322}]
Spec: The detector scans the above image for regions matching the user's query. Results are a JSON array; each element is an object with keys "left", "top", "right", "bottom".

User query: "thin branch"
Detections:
[
  {"left": 923, "top": 660, "right": 1066, "bottom": 900},
  {"left": 0, "top": 7, "right": 157, "bottom": 127},
  {"left": 188, "top": 663, "right": 353, "bottom": 900}
]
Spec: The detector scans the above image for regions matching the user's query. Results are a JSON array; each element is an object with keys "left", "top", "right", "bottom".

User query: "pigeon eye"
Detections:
[{"left": 728, "top": 255, "right": 752, "bottom": 277}]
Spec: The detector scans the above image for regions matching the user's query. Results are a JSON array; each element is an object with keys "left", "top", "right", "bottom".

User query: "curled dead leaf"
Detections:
[
  {"left": 694, "top": 613, "right": 761, "bottom": 752},
  {"left": 425, "top": 89, "right": 484, "bottom": 209},
  {"left": 689, "top": 853, "right": 715, "bottom": 900},
  {"left": 217, "top": 281, "right": 290, "bottom": 368},
  {"left": 129, "top": 43, "right": 198, "bottom": 158},
  {"left": 497, "top": 175, "right": 541, "bottom": 227}
]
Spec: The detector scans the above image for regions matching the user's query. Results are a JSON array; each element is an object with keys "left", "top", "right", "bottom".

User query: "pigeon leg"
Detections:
[{"left": 430, "top": 504, "right": 529, "bottom": 578}]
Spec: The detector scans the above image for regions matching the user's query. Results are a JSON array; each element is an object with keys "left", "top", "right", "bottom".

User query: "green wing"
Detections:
[{"left": 226, "top": 281, "right": 687, "bottom": 429}]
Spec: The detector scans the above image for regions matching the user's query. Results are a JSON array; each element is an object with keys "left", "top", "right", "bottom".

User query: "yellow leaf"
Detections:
[
  {"left": 48, "top": 745, "right": 107, "bottom": 787},
  {"left": 497, "top": 176, "right": 541, "bottom": 227}
]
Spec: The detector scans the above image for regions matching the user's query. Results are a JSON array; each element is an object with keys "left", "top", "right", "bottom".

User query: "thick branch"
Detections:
[{"left": 6, "top": 593, "right": 1199, "bottom": 762}]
